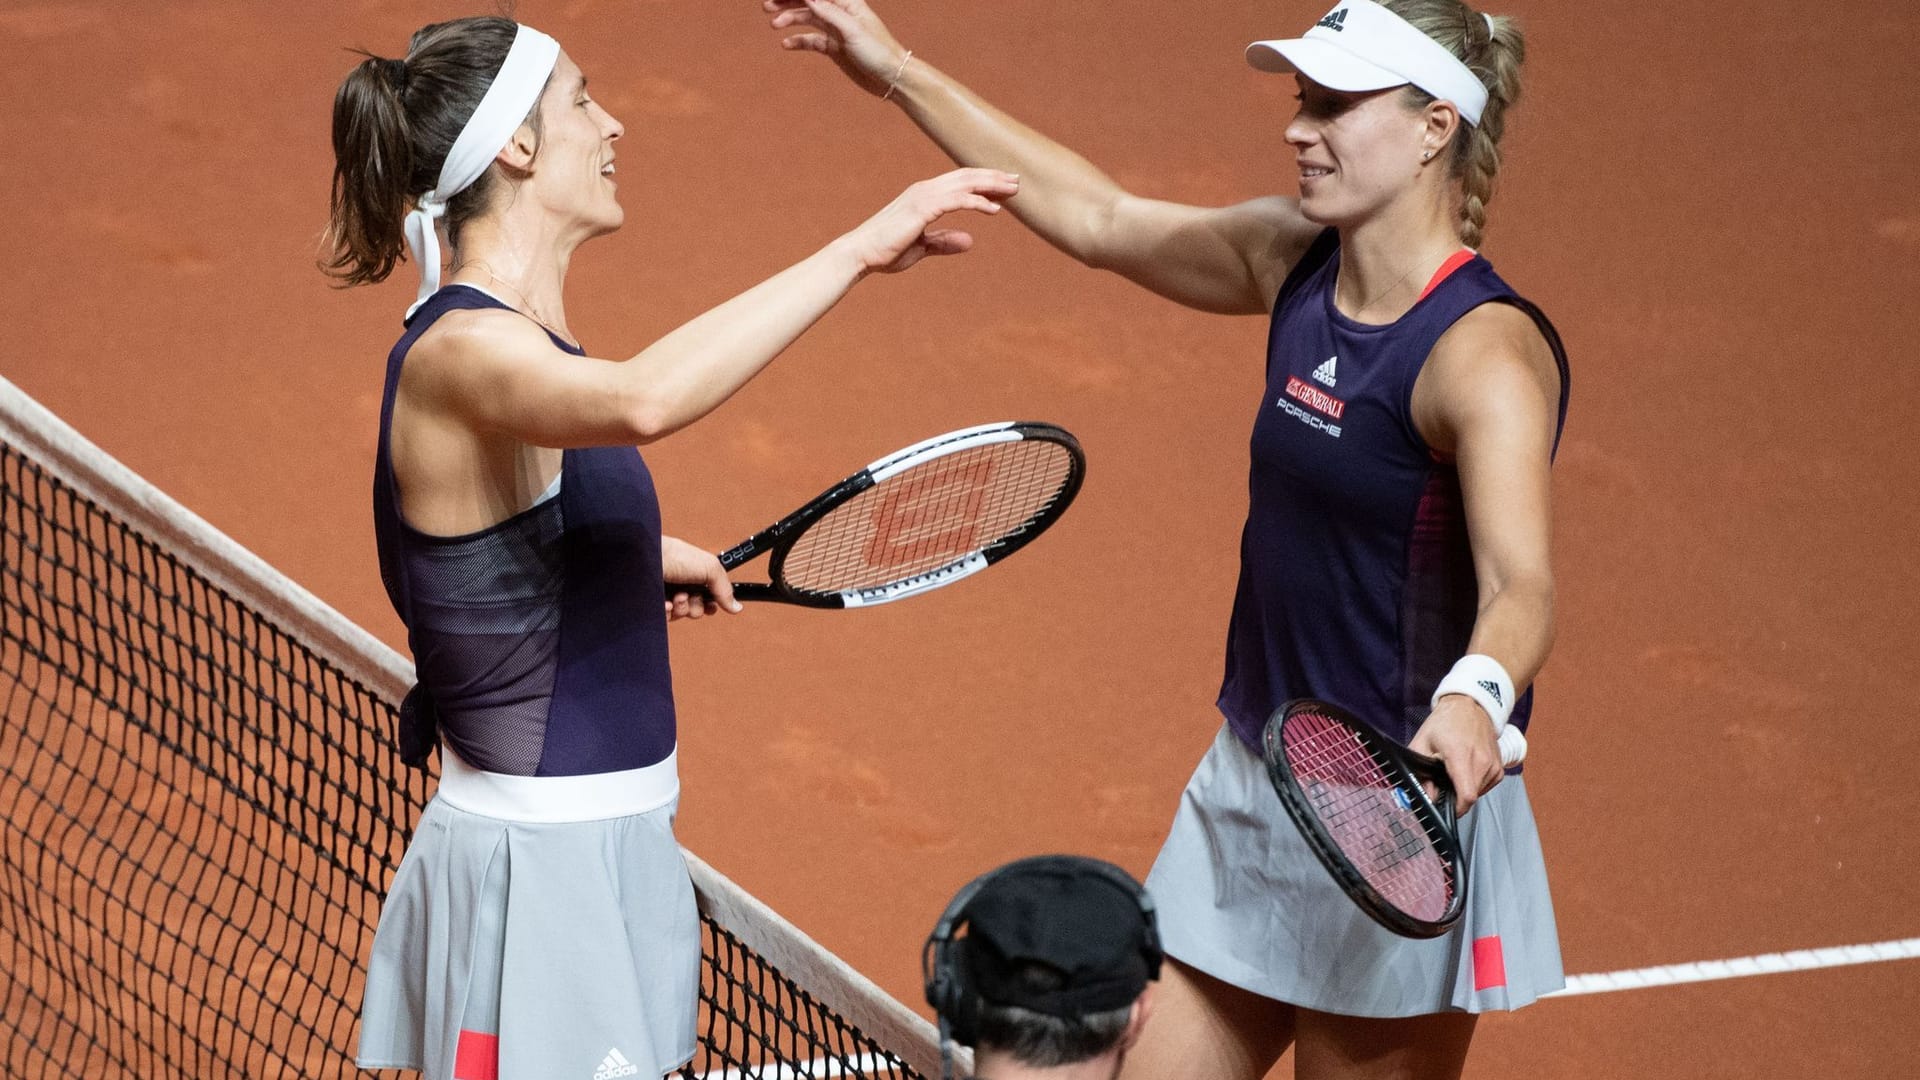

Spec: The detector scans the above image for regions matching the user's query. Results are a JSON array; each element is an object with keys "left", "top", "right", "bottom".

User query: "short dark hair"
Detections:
[{"left": 967, "top": 961, "right": 1134, "bottom": 1067}]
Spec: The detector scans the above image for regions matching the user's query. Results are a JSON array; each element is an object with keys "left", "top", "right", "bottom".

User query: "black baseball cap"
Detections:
[{"left": 955, "top": 857, "right": 1160, "bottom": 1018}]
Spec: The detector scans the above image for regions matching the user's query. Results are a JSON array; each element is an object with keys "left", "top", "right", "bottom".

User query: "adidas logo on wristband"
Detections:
[{"left": 1432, "top": 654, "right": 1516, "bottom": 731}]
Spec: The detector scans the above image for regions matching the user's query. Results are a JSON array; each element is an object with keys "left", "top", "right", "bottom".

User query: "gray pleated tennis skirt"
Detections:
[
  {"left": 1145, "top": 724, "right": 1563, "bottom": 1017},
  {"left": 357, "top": 748, "right": 699, "bottom": 1079}
]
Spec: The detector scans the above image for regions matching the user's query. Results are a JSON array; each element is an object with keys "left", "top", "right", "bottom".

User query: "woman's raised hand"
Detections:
[
  {"left": 763, "top": 0, "right": 906, "bottom": 96},
  {"left": 839, "top": 168, "right": 1020, "bottom": 275}
]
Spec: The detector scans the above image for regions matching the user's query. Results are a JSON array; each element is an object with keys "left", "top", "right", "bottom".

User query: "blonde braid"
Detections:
[
  {"left": 1381, "top": 1, "right": 1527, "bottom": 247},
  {"left": 1458, "top": 122, "right": 1501, "bottom": 248}
]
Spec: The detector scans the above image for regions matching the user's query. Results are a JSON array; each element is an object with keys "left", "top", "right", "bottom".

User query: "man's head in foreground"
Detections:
[{"left": 924, "top": 855, "right": 1162, "bottom": 1078}]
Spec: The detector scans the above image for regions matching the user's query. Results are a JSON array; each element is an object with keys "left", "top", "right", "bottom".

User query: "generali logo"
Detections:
[
  {"left": 1316, "top": 8, "right": 1349, "bottom": 31},
  {"left": 1284, "top": 374, "right": 1346, "bottom": 420}
]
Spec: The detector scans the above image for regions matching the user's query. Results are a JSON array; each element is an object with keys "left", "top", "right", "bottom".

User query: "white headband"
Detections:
[
  {"left": 1246, "top": 1, "right": 1491, "bottom": 127},
  {"left": 403, "top": 23, "right": 561, "bottom": 318}
]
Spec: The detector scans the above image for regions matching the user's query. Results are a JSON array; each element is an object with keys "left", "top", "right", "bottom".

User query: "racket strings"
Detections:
[
  {"left": 780, "top": 441, "right": 1074, "bottom": 594},
  {"left": 1282, "top": 711, "right": 1456, "bottom": 921}
]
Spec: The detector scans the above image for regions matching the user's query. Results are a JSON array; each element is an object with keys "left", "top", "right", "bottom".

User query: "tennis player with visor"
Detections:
[
  {"left": 325, "top": 16, "right": 1015, "bottom": 1079},
  {"left": 766, "top": 0, "right": 1568, "bottom": 1076}
]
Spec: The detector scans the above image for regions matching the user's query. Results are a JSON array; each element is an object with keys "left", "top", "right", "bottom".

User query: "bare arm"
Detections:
[
  {"left": 1407, "top": 303, "right": 1562, "bottom": 812},
  {"left": 767, "top": 0, "right": 1321, "bottom": 315},
  {"left": 404, "top": 169, "right": 1017, "bottom": 450}
]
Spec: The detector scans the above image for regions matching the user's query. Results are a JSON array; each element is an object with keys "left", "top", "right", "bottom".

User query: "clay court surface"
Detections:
[{"left": 3, "top": 0, "right": 1917, "bottom": 1075}]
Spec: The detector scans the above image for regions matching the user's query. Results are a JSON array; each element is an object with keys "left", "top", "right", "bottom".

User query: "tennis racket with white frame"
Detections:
[{"left": 680, "top": 421, "right": 1084, "bottom": 609}]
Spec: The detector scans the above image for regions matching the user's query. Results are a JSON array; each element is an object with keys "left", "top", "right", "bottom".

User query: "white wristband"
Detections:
[{"left": 1431, "top": 653, "right": 1515, "bottom": 731}]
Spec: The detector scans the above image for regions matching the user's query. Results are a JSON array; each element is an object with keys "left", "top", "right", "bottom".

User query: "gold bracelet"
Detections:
[{"left": 880, "top": 50, "right": 914, "bottom": 102}]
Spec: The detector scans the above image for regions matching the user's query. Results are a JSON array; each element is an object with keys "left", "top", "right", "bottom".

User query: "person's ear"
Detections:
[
  {"left": 496, "top": 121, "right": 539, "bottom": 174},
  {"left": 1418, "top": 99, "right": 1462, "bottom": 165}
]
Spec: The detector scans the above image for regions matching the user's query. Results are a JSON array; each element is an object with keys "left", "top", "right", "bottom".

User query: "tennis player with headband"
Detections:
[
  {"left": 767, "top": 1, "right": 1566, "bottom": 1076},
  {"left": 325, "top": 16, "right": 1015, "bottom": 1079}
]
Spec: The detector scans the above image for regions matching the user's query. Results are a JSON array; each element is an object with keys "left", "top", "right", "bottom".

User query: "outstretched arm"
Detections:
[
  {"left": 766, "top": 0, "right": 1321, "bottom": 315},
  {"left": 404, "top": 168, "right": 1019, "bottom": 450}
]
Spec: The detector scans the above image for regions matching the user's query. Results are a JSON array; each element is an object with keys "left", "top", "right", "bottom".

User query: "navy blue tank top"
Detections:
[
  {"left": 374, "top": 286, "right": 676, "bottom": 777},
  {"left": 1219, "top": 230, "right": 1569, "bottom": 753}
]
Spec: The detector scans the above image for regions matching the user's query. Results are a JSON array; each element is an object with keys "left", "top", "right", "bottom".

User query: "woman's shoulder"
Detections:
[
  {"left": 1426, "top": 300, "right": 1561, "bottom": 409},
  {"left": 417, "top": 286, "right": 559, "bottom": 350},
  {"left": 1428, "top": 255, "right": 1561, "bottom": 364},
  {"left": 401, "top": 303, "right": 564, "bottom": 399},
  {"left": 1437, "top": 299, "right": 1548, "bottom": 355}
]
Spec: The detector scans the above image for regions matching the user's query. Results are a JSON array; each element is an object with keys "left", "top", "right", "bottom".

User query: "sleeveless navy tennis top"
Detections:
[
  {"left": 374, "top": 286, "right": 676, "bottom": 777},
  {"left": 1218, "top": 229, "right": 1569, "bottom": 754}
]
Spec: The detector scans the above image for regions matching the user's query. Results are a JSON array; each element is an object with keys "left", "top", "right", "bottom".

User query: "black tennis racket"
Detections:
[
  {"left": 1261, "top": 697, "right": 1527, "bottom": 938},
  {"left": 679, "top": 421, "right": 1084, "bottom": 609}
]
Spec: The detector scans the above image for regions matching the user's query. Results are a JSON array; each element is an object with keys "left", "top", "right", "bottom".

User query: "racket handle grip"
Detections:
[
  {"left": 1497, "top": 724, "right": 1529, "bottom": 767},
  {"left": 664, "top": 581, "right": 774, "bottom": 604}
]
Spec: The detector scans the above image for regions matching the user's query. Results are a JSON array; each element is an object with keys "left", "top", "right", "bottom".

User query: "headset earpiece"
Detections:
[{"left": 924, "top": 866, "right": 996, "bottom": 1046}]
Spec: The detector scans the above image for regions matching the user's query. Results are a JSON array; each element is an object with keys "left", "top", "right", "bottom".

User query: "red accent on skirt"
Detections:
[
  {"left": 1472, "top": 935, "right": 1508, "bottom": 991},
  {"left": 454, "top": 1030, "right": 500, "bottom": 1080}
]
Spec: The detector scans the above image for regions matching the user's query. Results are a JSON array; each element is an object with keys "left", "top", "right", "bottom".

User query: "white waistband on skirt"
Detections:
[{"left": 433, "top": 746, "right": 680, "bottom": 824}]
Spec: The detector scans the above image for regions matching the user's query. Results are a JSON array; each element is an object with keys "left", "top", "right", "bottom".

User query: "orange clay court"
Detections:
[{"left": 2, "top": 1, "right": 1917, "bottom": 1077}]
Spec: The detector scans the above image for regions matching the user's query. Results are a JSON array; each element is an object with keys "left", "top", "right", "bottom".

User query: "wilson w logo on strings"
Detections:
[{"left": 863, "top": 461, "right": 995, "bottom": 568}]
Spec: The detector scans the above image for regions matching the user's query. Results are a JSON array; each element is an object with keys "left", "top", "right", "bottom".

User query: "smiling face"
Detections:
[
  {"left": 1284, "top": 76, "right": 1433, "bottom": 227},
  {"left": 527, "top": 51, "right": 626, "bottom": 238}
]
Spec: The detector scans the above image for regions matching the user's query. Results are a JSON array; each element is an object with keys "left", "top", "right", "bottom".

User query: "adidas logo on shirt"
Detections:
[
  {"left": 594, "top": 1048, "right": 640, "bottom": 1079},
  {"left": 1311, "top": 356, "right": 1338, "bottom": 387},
  {"left": 1316, "top": 8, "right": 1349, "bottom": 31}
]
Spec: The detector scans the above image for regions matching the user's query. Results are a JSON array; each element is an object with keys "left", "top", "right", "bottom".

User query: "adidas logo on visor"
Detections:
[
  {"left": 594, "top": 1048, "right": 640, "bottom": 1079},
  {"left": 1245, "top": 0, "right": 1492, "bottom": 127}
]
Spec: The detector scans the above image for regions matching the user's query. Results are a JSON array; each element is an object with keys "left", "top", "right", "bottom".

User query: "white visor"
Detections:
[{"left": 1246, "top": 0, "right": 1488, "bottom": 126}]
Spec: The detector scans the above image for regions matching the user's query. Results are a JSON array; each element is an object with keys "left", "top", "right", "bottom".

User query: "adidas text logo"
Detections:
[
  {"left": 1316, "top": 8, "right": 1349, "bottom": 31},
  {"left": 1477, "top": 680, "right": 1504, "bottom": 707},
  {"left": 1311, "top": 355, "right": 1338, "bottom": 387},
  {"left": 594, "top": 1048, "right": 640, "bottom": 1079}
]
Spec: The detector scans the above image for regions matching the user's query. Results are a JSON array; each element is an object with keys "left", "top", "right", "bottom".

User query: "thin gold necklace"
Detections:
[
  {"left": 455, "top": 260, "right": 574, "bottom": 346},
  {"left": 1340, "top": 262, "right": 1422, "bottom": 320},
  {"left": 1340, "top": 246, "right": 1461, "bottom": 320}
]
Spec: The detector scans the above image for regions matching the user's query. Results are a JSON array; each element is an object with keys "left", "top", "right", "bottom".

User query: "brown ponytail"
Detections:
[
  {"left": 325, "top": 53, "right": 414, "bottom": 286},
  {"left": 322, "top": 17, "right": 543, "bottom": 286},
  {"left": 1382, "top": 0, "right": 1527, "bottom": 249}
]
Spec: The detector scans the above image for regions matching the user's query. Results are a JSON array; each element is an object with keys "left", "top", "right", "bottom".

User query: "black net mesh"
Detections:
[{"left": 0, "top": 439, "right": 923, "bottom": 1079}]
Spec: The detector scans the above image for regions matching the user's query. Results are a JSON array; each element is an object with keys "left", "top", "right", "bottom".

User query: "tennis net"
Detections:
[{"left": 0, "top": 376, "right": 945, "bottom": 1080}]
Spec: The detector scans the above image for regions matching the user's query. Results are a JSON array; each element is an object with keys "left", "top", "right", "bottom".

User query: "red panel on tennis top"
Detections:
[{"left": 1418, "top": 249, "right": 1479, "bottom": 301}]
